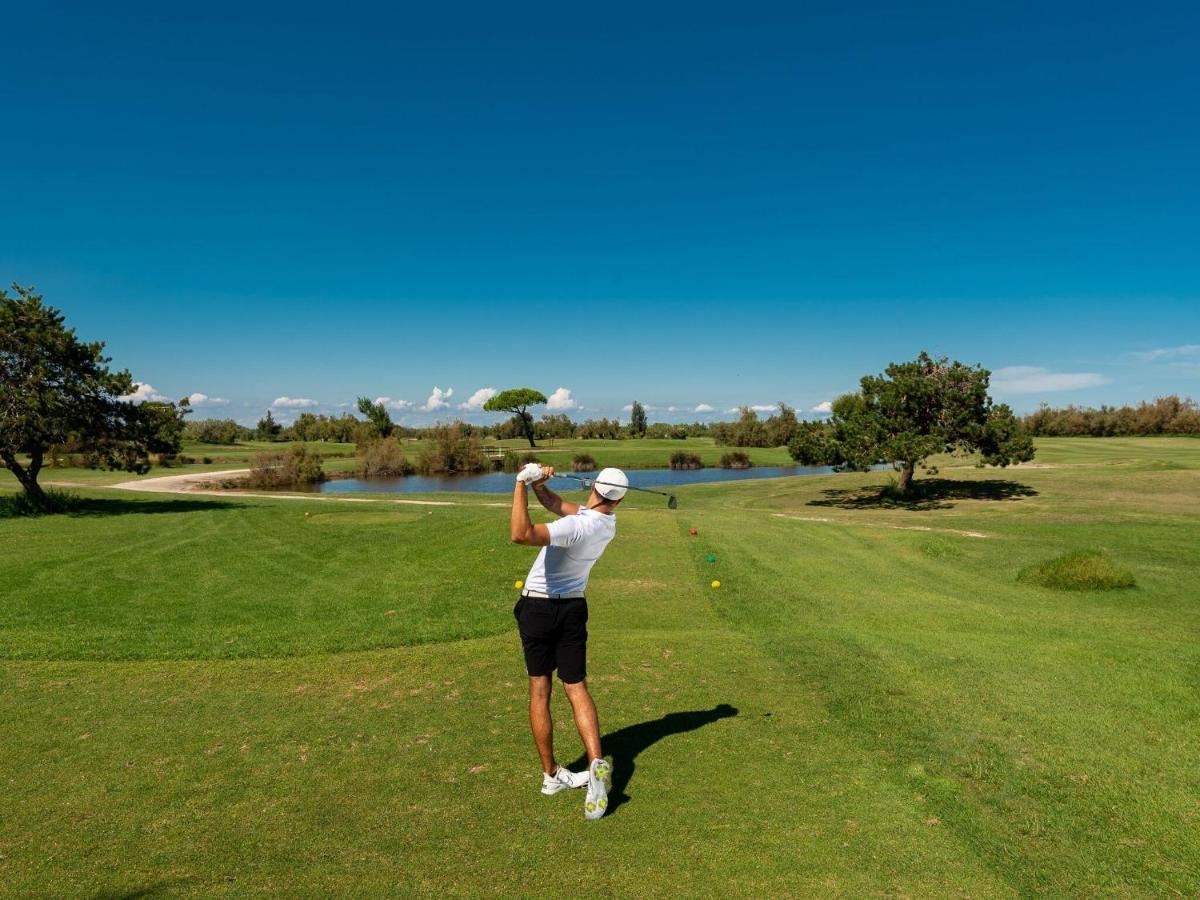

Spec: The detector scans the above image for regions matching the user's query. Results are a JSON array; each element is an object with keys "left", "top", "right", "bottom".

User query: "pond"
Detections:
[{"left": 313, "top": 465, "right": 843, "bottom": 495}]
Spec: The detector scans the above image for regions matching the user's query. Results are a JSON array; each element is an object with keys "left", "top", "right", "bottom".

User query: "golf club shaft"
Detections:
[{"left": 551, "top": 472, "right": 675, "bottom": 500}]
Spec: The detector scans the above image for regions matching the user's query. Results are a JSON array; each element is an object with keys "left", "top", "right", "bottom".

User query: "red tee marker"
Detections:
[{"left": 689, "top": 528, "right": 698, "bottom": 536}]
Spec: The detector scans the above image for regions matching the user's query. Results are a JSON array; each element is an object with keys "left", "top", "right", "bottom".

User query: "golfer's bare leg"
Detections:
[
  {"left": 528, "top": 675, "right": 556, "bottom": 775},
  {"left": 562, "top": 679, "right": 602, "bottom": 763}
]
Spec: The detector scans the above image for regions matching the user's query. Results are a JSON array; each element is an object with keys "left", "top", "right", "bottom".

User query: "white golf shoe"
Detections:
[
  {"left": 541, "top": 766, "right": 589, "bottom": 795},
  {"left": 584, "top": 758, "right": 611, "bottom": 820}
]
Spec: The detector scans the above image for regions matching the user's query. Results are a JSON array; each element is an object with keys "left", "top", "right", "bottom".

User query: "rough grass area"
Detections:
[{"left": 1019, "top": 550, "right": 1137, "bottom": 591}]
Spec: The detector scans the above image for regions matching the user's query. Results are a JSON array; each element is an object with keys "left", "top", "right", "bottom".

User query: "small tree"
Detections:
[
  {"left": 291, "top": 411, "right": 320, "bottom": 441},
  {"left": 0, "top": 284, "right": 187, "bottom": 503},
  {"left": 629, "top": 401, "right": 647, "bottom": 437},
  {"left": 140, "top": 396, "right": 192, "bottom": 463},
  {"left": 255, "top": 409, "right": 282, "bottom": 441},
  {"left": 765, "top": 402, "right": 800, "bottom": 447},
  {"left": 733, "top": 407, "right": 769, "bottom": 447},
  {"left": 483, "top": 388, "right": 547, "bottom": 448},
  {"left": 418, "top": 421, "right": 488, "bottom": 475},
  {"left": 356, "top": 396, "right": 395, "bottom": 439},
  {"left": 789, "top": 352, "right": 1035, "bottom": 492}
]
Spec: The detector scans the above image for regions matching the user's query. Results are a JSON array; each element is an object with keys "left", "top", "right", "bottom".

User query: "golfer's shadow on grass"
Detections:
[{"left": 566, "top": 703, "right": 738, "bottom": 816}]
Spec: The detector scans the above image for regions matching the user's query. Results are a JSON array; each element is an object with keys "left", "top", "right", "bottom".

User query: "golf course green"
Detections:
[{"left": 2, "top": 437, "right": 1198, "bottom": 895}]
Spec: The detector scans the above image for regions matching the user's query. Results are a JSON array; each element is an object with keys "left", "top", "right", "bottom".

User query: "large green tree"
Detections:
[
  {"left": 483, "top": 388, "right": 547, "bottom": 447},
  {"left": 0, "top": 284, "right": 187, "bottom": 502},
  {"left": 789, "top": 352, "right": 1035, "bottom": 491}
]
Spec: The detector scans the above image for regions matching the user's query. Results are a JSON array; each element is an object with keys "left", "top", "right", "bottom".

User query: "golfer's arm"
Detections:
[
  {"left": 532, "top": 483, "right": 579, "bottom": 517},
  {"left": 511, "top": 483, "right": 551, "bottom": 546}
]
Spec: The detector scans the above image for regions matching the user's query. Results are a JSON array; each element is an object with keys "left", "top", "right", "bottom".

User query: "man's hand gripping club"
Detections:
[{"left": 511, "top": 464, "right": 556, "bottom": 546}]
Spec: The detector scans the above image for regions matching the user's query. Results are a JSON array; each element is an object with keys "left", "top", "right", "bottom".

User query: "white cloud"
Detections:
[
  {"left": 272, "top": 396, "right": 319, "bottom": 408},
  {"left": 811, "top": 400, "right": 833, "bottom": 414},
  {"left": 990, "top": 367, "right": 1109, "bottom": 394},
  {"left": 694, "top": 403, "right": 714, "bottom": 413},
  {"left": 667, "top": 405, "right": 680, "bottom": 412},
  {"left": 1130, "top": 344, "right": 1200, "bottom": 363},
  {"left": 187, "top": 392, "right": 228, "bottom": 407},
  {"left": 120, "top": 382, "right": 168, "bottom": 403},
  {"left": 375, "top": 396, "right": 413, "bottom": 410},
  {"left": 749, "top": 404, "right": 779, "bottom": 413},
  {"left": 546, "top": 387, "right": 577, "bottom": 410},
  {"left": 422, "top": 386, "right": 454, "bottom": 411},
  {"left": 459, "top": 387, "right": 497, "bottom": 411}
]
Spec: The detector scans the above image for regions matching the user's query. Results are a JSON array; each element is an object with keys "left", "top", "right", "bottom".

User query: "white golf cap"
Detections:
[{"left": 595, "top": 467, "right": 628, "bottom": 501}]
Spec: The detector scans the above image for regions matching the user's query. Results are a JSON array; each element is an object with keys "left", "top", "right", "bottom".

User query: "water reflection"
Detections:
[{"left": 314, "top": 465, "right": 842, "bottom": 495}]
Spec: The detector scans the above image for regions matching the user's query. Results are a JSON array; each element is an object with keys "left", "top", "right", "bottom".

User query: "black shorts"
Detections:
[{"left": 513, "top": 595, "right": 588, "bottom": 684}]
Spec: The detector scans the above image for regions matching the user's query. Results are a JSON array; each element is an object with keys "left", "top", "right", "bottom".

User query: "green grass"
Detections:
[
  {"left": 2, "top": 438, "right": 1199, "bottom": 895},
  {"left": 1019, "top": 550, "right": 1138, "bottom": 591}
]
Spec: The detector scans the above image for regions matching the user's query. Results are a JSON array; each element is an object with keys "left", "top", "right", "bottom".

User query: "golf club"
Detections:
[{"left": 551, "top": 472, "right": 678, "bottom": 509}]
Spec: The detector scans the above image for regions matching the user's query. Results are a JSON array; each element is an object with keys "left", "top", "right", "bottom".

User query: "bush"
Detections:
[
  {"left": 670, "top": 451, "right": 704, "bottom": 470},
  {"left": 501, "top": 451, "right": 541, "bottom": 473},
  {"left": 0, "top": 488, "right": 81, "bottom": 518},
  {"left": 359, "top": 437, "right": 413, "bottom": 478},
  {"left": 719, "top": 451, "right": 752, "bottom": 469},
  {"left": 1018, "top": 550, "right": 1136, "bottom": 591},
  {"left": 418, "top": 422, "right": 488, "bottom": 475},
  {"left": 246, "top": 446, "right": 327, "bottom": 489},
  {"left": 572, "top": 453, "right": 597, "bottom": 471}
]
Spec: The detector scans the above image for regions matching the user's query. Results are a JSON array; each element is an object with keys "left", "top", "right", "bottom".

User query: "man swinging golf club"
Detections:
[{"left": 510, "top": 461, "right": 628, "bottom": 820}]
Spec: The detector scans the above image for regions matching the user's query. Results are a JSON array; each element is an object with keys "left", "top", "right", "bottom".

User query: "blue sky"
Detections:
[{"left": 3, "top": 2, "right": 1198, "bottom": 425}]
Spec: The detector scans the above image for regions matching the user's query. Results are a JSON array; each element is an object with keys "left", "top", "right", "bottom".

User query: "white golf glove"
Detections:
[{"left": 516, "top": 462, "right": 544, "bottom": 485}]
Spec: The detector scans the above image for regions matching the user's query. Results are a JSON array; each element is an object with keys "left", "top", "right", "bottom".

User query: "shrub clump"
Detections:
[
  {"left": 501, "top": 450, "right": 541, "bottom": 473},
  {"left": 418, "top": 422, "right": 488, "bottom": 475},
  {"left": 669, "top": 451, "right": 704, "bottom": 470},
  {"left": 0, "top": 489, "right": 81, "bottom": 518},
  {"left": 1018, "top": 550, "right": 1136, "bottom": 591},
  {"left": 359, "top": 437, "right": 413, "bottom": 478},
  {"left": 246, "top": 446, "right": 327, "bottom": 489},
  {"left": 572, "top": 453, "right": 597, "bottom": 472},
  {"left": 719, "top": 451, "right": 752, "bottom": 469}
]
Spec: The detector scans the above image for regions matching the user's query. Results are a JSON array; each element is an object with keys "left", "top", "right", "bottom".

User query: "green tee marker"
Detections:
[{"left": 706, "top": 554, "right": 716, "bottom": 564}]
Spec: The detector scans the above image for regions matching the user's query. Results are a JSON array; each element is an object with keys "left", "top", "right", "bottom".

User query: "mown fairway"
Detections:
[{"left": 2, "top": 438, "right": 1198, "bottom": 896}]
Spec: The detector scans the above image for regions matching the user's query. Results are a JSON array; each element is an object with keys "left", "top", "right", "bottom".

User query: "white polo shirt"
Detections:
[{"left": 523, "top": 507, "right": 616, "bottom": 596}]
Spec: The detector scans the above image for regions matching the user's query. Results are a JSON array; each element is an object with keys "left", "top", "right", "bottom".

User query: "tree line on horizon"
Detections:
[
  {"left": 184, "top": 402, "right": 810, "bottom": 448},
  {"left": 1021, "top": 395, "right": 1200, "bottom": 437}
]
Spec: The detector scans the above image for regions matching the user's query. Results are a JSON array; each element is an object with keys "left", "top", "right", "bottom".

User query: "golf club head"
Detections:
[{"left": 668, "top": 495, "right": 678, "bottom": 509}]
